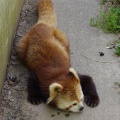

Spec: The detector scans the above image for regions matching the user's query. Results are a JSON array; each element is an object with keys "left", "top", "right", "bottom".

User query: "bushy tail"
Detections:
[{"left": 37, "top": 0, "right": 57, "bottom": 27}]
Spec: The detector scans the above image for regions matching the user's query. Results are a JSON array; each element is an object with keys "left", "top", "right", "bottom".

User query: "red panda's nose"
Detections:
[{"left": 79, "top": 107, "right": 84, "bottom": 111}]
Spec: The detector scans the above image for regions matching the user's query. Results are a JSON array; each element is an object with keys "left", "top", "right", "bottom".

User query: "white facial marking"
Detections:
[{"left": 68, "top": 84, "right": 84, "bottom": 112}]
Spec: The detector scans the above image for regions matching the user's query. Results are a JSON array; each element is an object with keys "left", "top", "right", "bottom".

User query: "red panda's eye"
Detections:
[{"left": 73, "top": 103, "right": 77, "bottom": 106}]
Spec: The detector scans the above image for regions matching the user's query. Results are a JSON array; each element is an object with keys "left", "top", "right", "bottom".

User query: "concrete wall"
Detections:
[{"left": 0, "top": 0, "right": 24, "bottom": 91}]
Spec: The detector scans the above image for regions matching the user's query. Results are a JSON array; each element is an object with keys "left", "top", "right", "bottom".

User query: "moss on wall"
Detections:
[{"left": 0, "top": 0, "right": 24, "bottom": 91}]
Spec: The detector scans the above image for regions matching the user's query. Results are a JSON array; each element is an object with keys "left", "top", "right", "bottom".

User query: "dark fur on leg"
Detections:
[
  {"left": 78, "top": 74, "right": 100, "bottom": 107},
  {"left": 27, "top": 71, "right": 42, "bottom": 105}
]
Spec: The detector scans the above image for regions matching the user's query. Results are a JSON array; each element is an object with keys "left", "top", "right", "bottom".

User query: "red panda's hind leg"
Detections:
[
  {"left": 54, "top": 29, "right": 70, "bottom": 54},
  {"left": 17, "top": 34, "right": 29, "bottom": 60}
]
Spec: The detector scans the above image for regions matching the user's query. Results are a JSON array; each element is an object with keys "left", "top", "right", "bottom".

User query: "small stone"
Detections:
[
  {"left": 57, "top": 112, "right": 60, "bottom": 115},
  {"left": 99, "top": 52, "right": 104, "bottom": 56},
  {"left": 51, "top": 114, "right": 55, "bottom": 117},
  {"left": 9, "top": 76, "right": 17, "bottom": 82},
  {"left": 106, "top": 46, "right": 112, "bottom": 49},
  {"left": 65, "top": 113, "right": 70, "bottom": 117},
  {"left": 11, "top": 61, "right": 18, "bottom": 66},
  {"left": 10, "top": 99, "right": 14, "bottom": 102},
  {"left": 7, "top": 80, "right": 14, "bottom": 86},
  {"left": 16, "top": 32, "right": 22, "bottom": 37},
  {"left": 11, "top": 56, "right": 16, "bottom": 61}
]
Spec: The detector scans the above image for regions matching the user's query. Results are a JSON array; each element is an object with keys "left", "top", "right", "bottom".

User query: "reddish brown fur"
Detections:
[{"left": 17, "top": 0, "right": 79, "bottom": 103}]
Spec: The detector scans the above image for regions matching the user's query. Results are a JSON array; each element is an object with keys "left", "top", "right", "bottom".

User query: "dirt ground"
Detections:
[{"left": 0, "top": 0, "right": 40, "bottom": 120}]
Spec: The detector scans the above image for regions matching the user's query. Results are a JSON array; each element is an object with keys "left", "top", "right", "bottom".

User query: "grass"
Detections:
[
  {"left": 100, "top": 0, "right": 120, "bottom": 5},
  {"left": 114, "top": 38, "right": 120, "bottom": 56},
  {"left": 90, "top": 0, "right": 120, "bottom": 56},
  {"left": 115, "top": 43, "right": 120, "bottom": 56},
  {"left": 90, "top": 7, "right": 120, "bottom": 33}
]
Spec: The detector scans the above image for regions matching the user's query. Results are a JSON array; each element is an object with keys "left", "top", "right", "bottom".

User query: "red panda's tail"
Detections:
[{"left": 37, "top": 0, "right": 57, "bottom": 27}]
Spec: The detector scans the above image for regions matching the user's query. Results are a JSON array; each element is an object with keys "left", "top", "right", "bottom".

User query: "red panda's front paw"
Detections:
[
  {"left": 28, "top": 71, "right": 42, "bottom": 105},
  {"left": 78, "top": 74, "right": 100, "bottom": 108},
  {"left": 28, "top": 94, "right": 42, "bottom": 105},
  {"left": 84, "top": 94, "right": 100, "bottom": 107}
]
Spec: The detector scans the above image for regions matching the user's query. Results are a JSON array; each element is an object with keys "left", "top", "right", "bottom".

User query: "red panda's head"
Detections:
[{"left": 47, "top": 68, "right": 84, "bottom": 112}]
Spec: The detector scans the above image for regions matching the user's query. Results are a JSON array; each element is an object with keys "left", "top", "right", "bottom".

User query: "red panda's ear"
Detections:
[
  {"left": 69, "top": 68, "right": 79, "bottom": 80},
  {"left": 47, "top": 83, "right": 63, "bottom": 104}
]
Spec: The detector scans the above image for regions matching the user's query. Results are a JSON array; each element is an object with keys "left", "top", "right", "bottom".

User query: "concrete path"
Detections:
[{"left": 1, "top": 0, "right": 120, "bottom": 120}]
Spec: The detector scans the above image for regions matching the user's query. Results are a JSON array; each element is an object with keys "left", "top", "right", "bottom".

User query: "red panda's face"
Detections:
[
  {"left": 47, "top": 68, "right": 84, "bottom": 112},
  {"left": 55, "top": 83, "right": 84, "bottom": 112}
]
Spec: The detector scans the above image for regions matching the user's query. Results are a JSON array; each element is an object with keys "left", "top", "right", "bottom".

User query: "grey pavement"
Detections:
[{"left": 1, "top": 0, "right": 120, "bottom": 120}]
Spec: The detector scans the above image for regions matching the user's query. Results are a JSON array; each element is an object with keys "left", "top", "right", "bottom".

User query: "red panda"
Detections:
[{"left": 17, "top": 0, "right": 99, "bottom": 112}]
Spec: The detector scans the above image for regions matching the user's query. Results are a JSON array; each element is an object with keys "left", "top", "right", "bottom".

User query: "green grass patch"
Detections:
[
  {"left": 90, "top": 7, "right": 120, "bottom": 33},
  {"left": 115, "top": 43, "right": 120, "bottom": 56}
]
